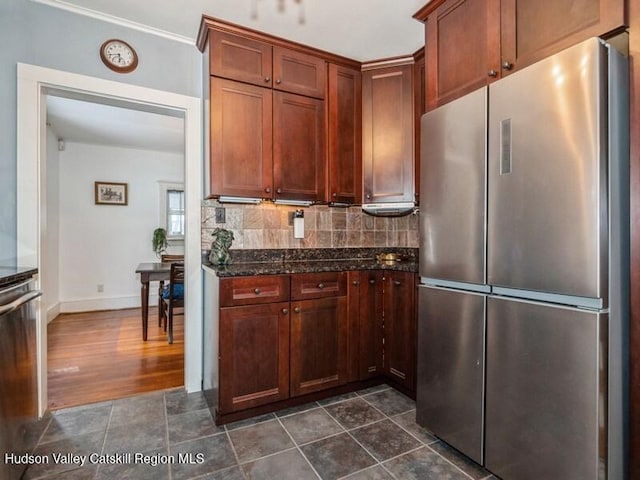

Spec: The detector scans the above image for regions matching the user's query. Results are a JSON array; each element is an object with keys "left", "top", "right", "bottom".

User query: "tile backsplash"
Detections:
[{"left": 201, "top": 200, "right": 419, "bottom": 251}]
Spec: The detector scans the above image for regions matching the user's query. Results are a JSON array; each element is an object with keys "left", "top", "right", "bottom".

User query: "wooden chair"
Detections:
[
  {"left": 158, "top": 254, "right": 184, "bottom": 327},
  {"left": 160, "top": 262, "right": 184, "bottom": 344}
]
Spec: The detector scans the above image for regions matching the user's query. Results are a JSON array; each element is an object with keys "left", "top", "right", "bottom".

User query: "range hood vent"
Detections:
[{"left": 362, "top": 202, "right": 415, "bottom": 217}]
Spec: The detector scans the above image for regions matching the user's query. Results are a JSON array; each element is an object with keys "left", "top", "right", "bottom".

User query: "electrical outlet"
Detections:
[
  {"left": 97, "top": 284, "right": 104, "bottom": 293},
  {"left": 215, "top": 207, "right": 226, "bottom": 224}
]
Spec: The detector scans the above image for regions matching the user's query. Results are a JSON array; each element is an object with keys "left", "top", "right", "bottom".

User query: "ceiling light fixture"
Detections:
[{"left": 251, "top": 0, "right": 305, "bottom": 25}]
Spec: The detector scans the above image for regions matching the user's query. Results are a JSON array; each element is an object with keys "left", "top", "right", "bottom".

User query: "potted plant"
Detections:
[{"left": 152, "top": 228, "right": 168, "bottom": 258}]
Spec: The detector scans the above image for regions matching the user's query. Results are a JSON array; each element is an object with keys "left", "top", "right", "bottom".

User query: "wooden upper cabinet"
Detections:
[
  {"left": 273, "top": 91, "right": 326, "bottom": 201},
  {"left": 417, "top": 0, "right": 625, "bottom": 109},
  {"left": 413, "top": 51, "right": 426, "bottom": 205},
  {"left": 328, "top": 64, "right": 362, "bottom": 205},
  {"left": 209, "top": 30, "right": 326, "bottom": 98},
  {"left": 424, "top": 0, "right": 500, "bottom": 109},
  {"left": 362, "top": 63, "right": 415, "bottom": 204},
  {"left": 210, "top": 30, "right": 273, "bottom": 87},
  {"left": 210, "top": 78, "right": 273, "bottom": 198},
  {"left": 500, "top": 0, "right": 626, "bottom": 74},
  {"left": 273, "top": 47, "right": 326, "bottom": 99}
]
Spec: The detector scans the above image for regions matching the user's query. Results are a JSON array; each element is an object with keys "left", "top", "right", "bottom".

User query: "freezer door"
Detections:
[
  {"left": 420, "top": 87, "right": 487, "bottom": 284},
  {"left": 485, "top": 297, "right": 605, "bottom": 480},
  {"left": 416, "top": 285, "right": 485, "bottom": 464},
  {"left": 487, "top": 38, "right": 606, "bottom": 299}
]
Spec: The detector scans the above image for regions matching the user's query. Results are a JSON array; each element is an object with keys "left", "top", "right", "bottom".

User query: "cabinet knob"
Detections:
[
  {"left": 394, "top": 280, "right": 402, "bottom": 286},
  {"left": 369, "top": 279, "right": 375, "bottom": 284},
  {"left": 265, "top": 187, "right": 271, "bottom": 194},
  {"left": 294, "top": 307, "right": 301, "bottom": 313},
  {"left": 276, "top": 187, "right": 282, "bottom": 194},
  {"left": 254, "top": 288, "right": 261, "bottom": 295},
  {"left": 265, "top": 76, "right": 271, "bottom": 83},
  {"left": 488, "top": 69, "right": 498, "bottom": 77},
  {"left": 282, "top": 308, "right": 289, "bottom": 315},
  {"left": 332, "top": 192, "right": 337, "bottom": 198},
  {"left": 366, "top": 193, "right": 371, "bottom": 199},
  {"left": 276, "top": 78, "right": 282, "bottom": 84},
  {"left": 352, "top": 280, "right": 360, "bottom": 286},
  {"left": 317, "top": 283, "right": 325, "bottom": 289},
  {"left": 502, "top": 61, "right": 513, "bottom": 71}
]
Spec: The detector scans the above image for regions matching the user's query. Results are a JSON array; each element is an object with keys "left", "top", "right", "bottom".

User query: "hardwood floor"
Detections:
[{"left": 47, "top": 307, "right": 184, "bottom": 410}]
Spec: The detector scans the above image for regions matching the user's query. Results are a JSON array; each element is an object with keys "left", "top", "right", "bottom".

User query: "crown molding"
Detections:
[{"left": 30, "top": 0, "right": 195, "bottom": 45}]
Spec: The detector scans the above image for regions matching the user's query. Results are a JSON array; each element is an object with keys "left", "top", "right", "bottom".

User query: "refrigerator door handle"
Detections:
[
  {"left": 0, "top": 290, "right": 42, "bottom": 316},
  {"left": 500, "top": 118, "right": 512, "bottom": 175}
]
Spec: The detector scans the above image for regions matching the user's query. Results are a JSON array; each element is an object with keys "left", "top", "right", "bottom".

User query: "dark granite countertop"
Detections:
[
  {"left": 203, "top": 248, "right": 418, "bottom": 277},
  {"left": 0, "top": 266, "right": 38, "bottom": 288}
]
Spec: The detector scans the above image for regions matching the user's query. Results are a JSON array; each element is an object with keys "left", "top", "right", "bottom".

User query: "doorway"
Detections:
[
  {"left": 16, "top": 63, "right": 203, "bottom": 416},
  {"left": 44, "top": 91, "right": 186, "bottom": 408}
]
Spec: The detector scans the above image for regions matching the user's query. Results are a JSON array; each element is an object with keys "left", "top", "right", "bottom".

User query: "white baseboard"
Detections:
[
  {"left": 46, "top": 303, "right": 60, "bottom": 323},
  {"left": 59, "top": 294, "right": 159, "bottom": 313}
]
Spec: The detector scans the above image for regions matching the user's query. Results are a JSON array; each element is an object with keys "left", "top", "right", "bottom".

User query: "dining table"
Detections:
[{"left": 135, "top": 262, "right": 172, "bottom": 340}]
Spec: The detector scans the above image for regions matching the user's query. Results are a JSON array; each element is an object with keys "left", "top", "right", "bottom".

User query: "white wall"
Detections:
[
  {"left": 44, "top": 127, "right": 60, "bottom": 322},
  {"left": 58, "top": 142, "right": 184, "bottom": 312}
]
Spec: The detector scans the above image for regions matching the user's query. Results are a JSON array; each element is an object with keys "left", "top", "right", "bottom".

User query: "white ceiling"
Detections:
[
  {"left": 43, "top": 0, "right": 428, "bottom": 61},
  {"left": 43, "top": 1, "right": 430, "bottom": 153},
  {"left": 46, "top": 95, "right": 185, "bottom": 153}
]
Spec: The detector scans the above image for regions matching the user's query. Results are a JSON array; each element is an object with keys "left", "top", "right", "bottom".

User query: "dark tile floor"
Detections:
[{"left": 24, "top": 385, "right": 496, "bottom": 480}]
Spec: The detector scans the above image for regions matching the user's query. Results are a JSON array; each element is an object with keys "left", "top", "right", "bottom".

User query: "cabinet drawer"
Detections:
[
  {"left": 220, "top": 275, "right": 290, "bottom": 307},
  {"left": 291, "top": 272, "right": 347, "bottom": 300}
]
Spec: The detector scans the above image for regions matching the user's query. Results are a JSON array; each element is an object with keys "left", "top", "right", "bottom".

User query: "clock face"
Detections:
[{"left": 100, "top": 39, "right": 138, "bottom": 73}]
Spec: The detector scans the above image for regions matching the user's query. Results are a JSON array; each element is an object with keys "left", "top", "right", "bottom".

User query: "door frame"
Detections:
[{"left": 16, "top": 63, "right": 203, "bottom": 415}]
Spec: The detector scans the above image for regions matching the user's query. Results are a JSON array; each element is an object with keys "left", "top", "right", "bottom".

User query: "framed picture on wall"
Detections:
[{"left": 95, "top": 181, "right": 128, "bottom": 205}]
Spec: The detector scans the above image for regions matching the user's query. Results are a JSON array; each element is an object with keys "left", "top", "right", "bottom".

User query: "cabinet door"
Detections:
[
  {"left": 210, "top": 30, "right": 273, "bottom": 87},
  {"left": 425, "top": 0, "right": 501, "bottom": 109},
  {"left": 328, "top": 64, "right": 362, "bottom": 204},
  {"left": 273, "top": 47, "right": 326, "bottom": 99},
  {"left": 290, "top": 297, "right": 348, "bottom": 396},
  {"left": 362, "top": 64, "right": 415, "bottom": 204},
  {"left": 210, "top": 78, "right": 273, "bottom": 198},
  {"left": 273, "top": 91, "right": 326, "bottom": 201},
  {"left": 219, "top": 302, "right": 290, "bottom": 413},
  {"left": 500, "top": 0, "right": 625, "bottom": 75},
  {"left": 358, "top": 271, "right": 384, "bottom": 380},
  {"left": 383, "top": 271, "right": 416, "bottom": 390}
]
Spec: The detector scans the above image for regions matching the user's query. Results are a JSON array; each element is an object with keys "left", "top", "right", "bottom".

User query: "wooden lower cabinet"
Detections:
[
  {"left": 219, "top": 302, "right": 290, "bottom": 414},
  {"left": 383, "top": 271, "right": 416, "bottom": 390},
  {"left": 290, "top": 296, "right": 349, "bottom": 396},
  {"left": 358, "top": 271, "right": 384, "bottom": 380}
]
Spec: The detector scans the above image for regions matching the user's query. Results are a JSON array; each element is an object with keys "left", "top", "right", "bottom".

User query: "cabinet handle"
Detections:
[
  {"left": 276, "top": 78, "right": 282, "bottom": 84},
  {"left": 502, "top": 61, "right": 513, "bottom": 71},
  {"left": 282, "top": 308, "right": 289, "bottom": 315},
  {"left": 394, "top": 280, "right": 402, "bottom": 286},
  {"left": 264, "top": 76, "right": 271, "bottom": 83},
  {"left": 317, "top": 283, "right": 325, "bottom": 289},
  {"left": 265, "top": 187, "right": 271, "bottom": 194},
  {"left": 352, "top": 280, "right": 360, "bottom": 286},
  {"left": 294, "top": 307, "right": 300, "bottom": 313},
  {"left": 254, "top": 288, "right": 261, "bottom": 295},
  {"left": 369, "top": 279, "right": 375, "bottom": 284},
  {"left": 488, "top": 69, "right": 498, "bottom": 77}
]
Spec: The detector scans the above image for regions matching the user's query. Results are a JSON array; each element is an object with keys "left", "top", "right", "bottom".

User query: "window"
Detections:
[{"left": 159, "top": 181, "right": 184, "bottom": 241}]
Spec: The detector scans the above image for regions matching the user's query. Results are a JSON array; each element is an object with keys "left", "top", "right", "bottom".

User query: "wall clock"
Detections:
[{"left": 100, "top": 39, "right": 138, "bottom": 73}]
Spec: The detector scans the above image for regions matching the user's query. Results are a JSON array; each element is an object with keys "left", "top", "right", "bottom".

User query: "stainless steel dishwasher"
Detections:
[{"left": 0, "top": 270, "right": 41, "bottom": 480}]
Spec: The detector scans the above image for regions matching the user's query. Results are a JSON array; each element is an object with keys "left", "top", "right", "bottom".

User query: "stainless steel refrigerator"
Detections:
[{"left": 416, "top": 37, "right": 629, "bottom": 480}]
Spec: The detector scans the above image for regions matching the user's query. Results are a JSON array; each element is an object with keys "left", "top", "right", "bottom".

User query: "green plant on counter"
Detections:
[{"left": 152, "top": 228, "right": 168, "bottom": 258}]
